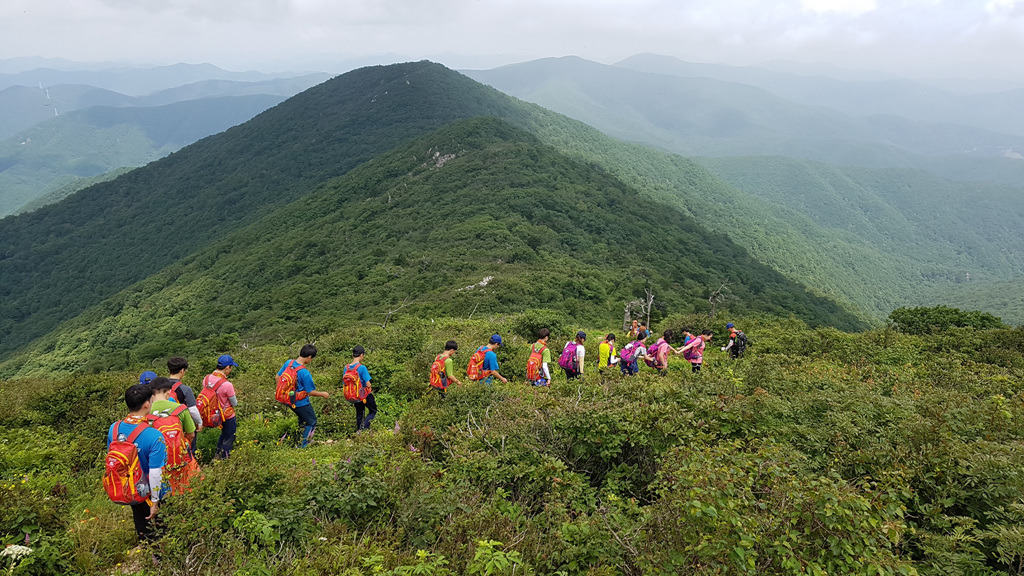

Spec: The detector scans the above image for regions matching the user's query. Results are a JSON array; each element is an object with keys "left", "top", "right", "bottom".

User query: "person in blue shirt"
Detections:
[
  {"left": 107, "top": 383, "right": 167, "bottom": 542},
  {"left": 278, "top": 344, "right": 329, "bottom": 448},
  {"left": 481, "top": 334, "right": 509, "bottom": 385},
  {"left": 346, "top": 345, "right": 376, "bottom": 431}
]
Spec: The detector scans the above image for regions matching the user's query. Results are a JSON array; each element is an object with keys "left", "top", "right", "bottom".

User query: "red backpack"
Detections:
[
  {"left": 197, "top": 376, "right": 226, "bottom": 428},
  {"left": 429, "top": 354, "right": 449, "bottom": 390},
  {"left": 526, "top": 342, "right": 547, "bottom": 380},
  {"left": 342, "top": 362, "right": 369, "bottom": 402},
  {"left": 465, "top": 346, "right": 492, "bottom": 381},
  {"left": 149, "top": 405, "right": 190, "bottom": 470},
  {"left": 103, "top": 421, "right": 151, "bottom": 505},
  {"left": 275, "top": 360, "right": 308, "bottom": 407}
]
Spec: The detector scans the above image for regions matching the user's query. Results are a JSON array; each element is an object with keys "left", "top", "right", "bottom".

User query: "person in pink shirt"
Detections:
[
  {"left": 676, "top": 330, "right": 713, "bottom": 373},
  {"left": 201, "top": 354, "right": 239, "bottom": 458}
]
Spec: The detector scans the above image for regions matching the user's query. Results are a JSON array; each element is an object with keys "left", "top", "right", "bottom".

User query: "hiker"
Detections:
[
  {"left": 277, "top": 344, "right": 329, "bottom": 447},
  {"left": 148, "top": 377, "right": 199, "bottom": 494},
  {"left": 619, "top": 332, "right": 651, "bottom": 376},
  {"left": 677, "top": 329, "right": 712, "bottom": 373},
  {"left": 559, "top": 331, "right": 587, "bottom": 380},
  {"left": 526, "top": 329, "right": 553, "bottom": 386},
  {"left": 639, "top": 322, "right": 650, "bottom": 339},
  {"left": 343, "top": 345, "right": 376, "bottom": 432},
  {"left": 104, "top": 383, "right": 166, "bottom": 542},
  {"left": 429, "top": 340, "right": 462, "bottom": 398},
  {"left": 199, "top": 355, "right": 239, "bottom": 459},
  {"left": 627, "top": 320, "right": 640, "bottom": 339},
  {"left": 598, "top": 333, "right": 619, "bottom": 374},
  {"left": 646, "top": 329, "right": 674, "bottom": 375},
  {"left": 721, "top": 322, "right": 748, "bottom": 359},
  {"left": 466, "top": 334, "right": 509, "bottom": 385},
  {"left": 166, "top": 357, "right": 203, "bottom": 456}
]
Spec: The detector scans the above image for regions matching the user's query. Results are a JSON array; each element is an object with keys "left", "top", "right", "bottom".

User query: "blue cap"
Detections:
[
  {"left": 217, "top": 354, "right": 238, "bottom": 369},
  {"left": 727, "top": 323, "right": 735, "bottom": 329},
  {"left": 139, "top": 371, "right": 158, "bottom": 385},
  {"left": 489, "top": 334, "right": 503, "bottom": 346},
  {"left": 576, "top": 330, "right": 587, "bottom": 340}
]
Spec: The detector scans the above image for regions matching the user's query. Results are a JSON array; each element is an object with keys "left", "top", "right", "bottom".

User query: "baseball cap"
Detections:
[
  {"left": 489, "top": 334, "right": 503, "bottom": 346},
  {"left": 576, "top": 330, "right": 587, "bottom": 340},
  {"left": 217, "top": 354, "right": 239, "bottom": 369},
  {"left": 139, "top": 371, "right": 158, "bottom": 385},
  {"left": 726, "top": 322, "right": 735, "bottom": 329}
]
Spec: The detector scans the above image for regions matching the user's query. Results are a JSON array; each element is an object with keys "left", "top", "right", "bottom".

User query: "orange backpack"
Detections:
[
  {"left": 197, "top": 376, "right": 226, "bottom": 428},
  {"left": 149, "top": 405, "right": 190, "bottom": 470},
  {"left": 526, "top": 342, "right": 547, "bottom": 381},
  {"left": 275, "top": 360, "right": 308, "bottom": 407},
  {"left": 103, "top": 421, "right": 151, "bottom": 505},
  {"left": 342, "top": 362, "right": 368, "bottom": 402},
  {"left": 466, "top": 346, "right": 492, "bottom": 381},
  {"left": 429, "top": 354, "right": 449, "bottom": 390}
]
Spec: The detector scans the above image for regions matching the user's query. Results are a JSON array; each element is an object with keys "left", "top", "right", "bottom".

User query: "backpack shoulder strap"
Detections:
[
  {"left": 171, "top": 404, "right": 187, "bottom": 417},
  {"left": 123, "top": 420, "right": 149, "bottom": 443}
]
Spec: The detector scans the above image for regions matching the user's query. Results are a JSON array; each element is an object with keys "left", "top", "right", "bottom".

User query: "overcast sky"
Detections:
[{"left": 2, "top": 0, "right": 1023, "bottom": 80}]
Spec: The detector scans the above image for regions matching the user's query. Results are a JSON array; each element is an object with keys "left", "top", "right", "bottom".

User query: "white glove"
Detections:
[{"left": 721, "top": 347, "right": 727, "bottom": 351}]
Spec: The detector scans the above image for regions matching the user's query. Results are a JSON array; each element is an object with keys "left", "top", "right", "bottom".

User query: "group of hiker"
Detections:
[{"left": 105, "top": 323, "right": 747, "bottom": 542}]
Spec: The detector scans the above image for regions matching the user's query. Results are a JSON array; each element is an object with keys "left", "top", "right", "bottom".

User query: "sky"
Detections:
[{"left": 2, "top": 0, "right": 1023, "bottom": 80}]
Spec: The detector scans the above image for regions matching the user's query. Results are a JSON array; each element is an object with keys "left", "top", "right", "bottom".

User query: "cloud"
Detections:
[{"left": 1, "top": 0, "right": 1022, "bottom": 80}]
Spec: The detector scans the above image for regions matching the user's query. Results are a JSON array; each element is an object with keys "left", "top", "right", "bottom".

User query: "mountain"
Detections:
[
  {"left": 1, "top": 116, "right": 860, "bottom": 376},
  {"left": 0, "top": 74, "right": 329, "bottom": 140},
  {"left": 0, "top": 62, "right": 319, "bottom": 96},
  {"left": 460, "top": 56, "right": 1024, "bottom": 322},
  {"left": 0, "top": 94, "right": 286, "bottom": 216},
  {"left": 0, "top": 84, "right": 135, "bottom": 139},
  {"left": 616, "top": 53, "right": 1024, "bottom": 138},
  {"left": 463, "top": 56, "right": 1024, "bottom": 184},
  {"left": 0, "top": 61, "right": 861, "bottom": 363}
]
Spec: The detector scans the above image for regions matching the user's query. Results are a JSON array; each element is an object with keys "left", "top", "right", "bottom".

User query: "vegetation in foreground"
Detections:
[{"left": 2, "top": 308, "right": 1023, "bottom": 575}]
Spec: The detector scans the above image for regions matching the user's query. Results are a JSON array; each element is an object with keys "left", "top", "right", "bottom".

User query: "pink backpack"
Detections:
[
  {"left": 558, "top": 342, "right": 579, "bottom": 371},
  {"left": 645, "top": 338, "right": 667, "bottom": 369},
  {"left": 620, "top": 340, "right": 643, "bottom": 363}
]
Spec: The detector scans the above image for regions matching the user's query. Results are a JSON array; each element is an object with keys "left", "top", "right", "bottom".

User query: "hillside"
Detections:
[
  {"left": 0, "top": 94, "right": 285, "bottom": 216},
  {"left": 0, "top": 61, "right": 544, "bottom": 357},
  {"left": 2, "top": 313, "right": 1023, "bottom": 574},
  {"left": 0, "top": 117, "right": 859, "bottom": 378}
]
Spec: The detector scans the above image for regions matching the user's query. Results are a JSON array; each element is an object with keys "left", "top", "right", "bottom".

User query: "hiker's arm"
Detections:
[
  {"left": 185, "top": 432, "right": 194, "bottom": 443},
  {"left": 228, "top": 395, "right": 238, "bottom": 407},
  {"left": 309, "top": 390, "right": 330, "bottom": 398},
  {"left": 722, "top": 340, "right": 733, "bottom": 352},
  {"left": 147, "top": 467, "right": 163, "bottom": 518},
  {"left": 448, "top": 374, "right": 462, "bottom": 386},
  {"left": 188, "top": 406, "right": 203, "bottom": 431},
  {"left": 543, "top": 362, "right": 551, "bottom": 380},
  {"left": 493, "top": 370, "right": 509, "bottom": 383}
]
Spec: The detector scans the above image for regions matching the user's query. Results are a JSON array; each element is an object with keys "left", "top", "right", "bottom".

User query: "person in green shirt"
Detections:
[
  {"left": 150, "top": 378, "right": 197, "bottom": 438},
  {"left": 430, "top": 340, "right": 463, "bottom": 398},
  {"left": 527, "top": 328, "right": 553, "bottom": 386}
]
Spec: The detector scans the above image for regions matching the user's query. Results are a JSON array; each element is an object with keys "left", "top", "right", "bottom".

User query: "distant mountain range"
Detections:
[
  {"left": 0, "top": 62, "right": 331, "bottom": 216},
  {"left": 463, "top": 56, "right": 1024, "bottom": 184}
]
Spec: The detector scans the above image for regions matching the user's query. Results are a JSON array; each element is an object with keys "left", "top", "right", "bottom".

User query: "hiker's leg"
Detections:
[
  {"left": 361, "top": 394, "right": 378, "bottom": 430},
  {"left": 216, "top": 417, "right": 237, "bottom": 458},
  {"left": 293, "top": 404, "right": 317, "bottom": 448},
  {"left": 354, "top": 401, "right": 365, "bottom": 432},
  {"left": 130, "top": 501, "right": 154, "bottom": 542}
]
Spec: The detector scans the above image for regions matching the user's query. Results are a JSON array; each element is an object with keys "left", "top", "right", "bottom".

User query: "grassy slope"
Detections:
[
  {"left": 1, "top": 117, "right": 859, "bottom": 378},
  {"left": 2, "top": 314, "right": 1023, "bottom": 574}
]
